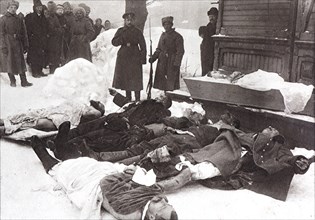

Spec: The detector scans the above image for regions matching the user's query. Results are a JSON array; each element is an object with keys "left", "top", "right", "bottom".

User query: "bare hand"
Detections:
[
  {"left": 123, "top": 164, "right": 136, "bottom": 175},
  {"left": 295, "top": 158, "right": 309, "bottom": 171}
]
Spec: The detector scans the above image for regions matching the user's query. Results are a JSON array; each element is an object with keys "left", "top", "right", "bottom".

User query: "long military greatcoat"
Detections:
[
  {"left": 0, "top": 12, "right": 28, "bottom": 74},
  {"left": 151, "top": 28, "right": 184, "bottom": 91},
  {"left": 68, "top": 17, "right": 94, "bottom": 62},
  {"left": 25, "top": 11, "right": 48, "bottom": 68},
  {"left": 200, "top": 22, "right": 216, "bottom": 76},
  {"left": 112, "top": 25, "right": 146, "bottom": 91},
  {"left": 46, "top": 13, "right": 63, "bottom": 66}
]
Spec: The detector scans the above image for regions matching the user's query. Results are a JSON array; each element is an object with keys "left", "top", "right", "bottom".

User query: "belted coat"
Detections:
[
  {"left": 151, "top": 28, "right": 184, "bottom": 91},
  {"left": 0, "top": 12, "right": 28, "bottom": 74},
  {"left": 112, "top": 25, "right": 146, "bottom": 91}
]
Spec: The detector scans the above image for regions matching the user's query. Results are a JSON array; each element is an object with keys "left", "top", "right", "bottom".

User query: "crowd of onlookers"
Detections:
[{"left": 0, "top": 0, "right": 112, "bottom": 87}]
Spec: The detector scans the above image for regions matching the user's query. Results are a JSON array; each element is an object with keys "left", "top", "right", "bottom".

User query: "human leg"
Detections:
[
  {"left": 7, "top": 73, "right": 16, "bottom": 87},
  {"left": 31, "top": 136, "right": 59, "bottom": 173},
  {"left": 135, "top": 91, "right": 140, "bottom": 102},
  {"left": 19, "top": 73, "right": 33, "bottom": 87},
  {"left": 125, "top": 90, "right": 132, "bottom": 101}
]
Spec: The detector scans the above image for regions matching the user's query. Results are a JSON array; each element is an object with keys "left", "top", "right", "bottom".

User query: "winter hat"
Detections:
[
  {"left": 73, "top": 6, "right": 86, "bottom": 17},
  {"left": 7, "top": 0, "right": 19, "bottom": 9},
  {"left": 122, "top": 12, "right": 135, "bottom": 19},
  {"left": 33, "top": 0, "right": 42, "bottom": 7},
  {"left": 207, "top": 7, "right": 218, "bottom": 16},
  {"left": 161, "top": 16, "right": 173, "bottom": 25},
  {"left": 78, "top": 3, "right": 90, "bottom": 13},
  {"left": 62, "top": 1, "right": 71, "bottom": 8},
  {"left": 56, "top": 4, "right": 64, "bottom": 10}
]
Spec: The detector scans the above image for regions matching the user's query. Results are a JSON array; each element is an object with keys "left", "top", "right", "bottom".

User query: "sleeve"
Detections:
[
  {"left": 21, "top": 19, "right": 29, "bottom": 50},
  {"left": 85, "top": 20, "right": 95, "bottom": 41},
  {"left": 286, "top": 155, "right": 310, "bottom": 175},
  {"left": 173, "top": 33, "right": 184, "bottom": 67},
  {"left": 151, "top": 35, "right": 162, "bottom": 60},
  {"left": 0, "top": 17, "right": 6, "bottom": 50},
  {"left": 138, "top": 31, "right": 147, "bottom": 64},
  {"left": 111, "top": 28, "right": 124, "bottom": 46},
  {"left": 156, "top": 168, "right": 192, "bottom": 193}
]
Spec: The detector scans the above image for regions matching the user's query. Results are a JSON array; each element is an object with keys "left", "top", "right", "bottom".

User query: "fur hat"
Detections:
[
  {"left": 62, "top": 1, "right": 71, "bottom": 8},
  {"left": 56, "top": 4, "right": 64, "bottom": 10},
  {"left": 207, "top": 7, "right": 218, "bottom": 16},
  {"left": 73, "top": 6, "right": 86, "bottom": 17},
  {"left": 161, "top": 16, "right": 173, "bottom": 25},
  {"left": 78, "top": 3, "right": 90, "bottom": 13},
  {"left": 122, "top": 12, "right": 135, "bottom": 19},
  {"left": 33, "top": 0, "right": 42, "bottom": 7},
  {"left": 7, "top": 0, "right": 19, "bottom": 9}
]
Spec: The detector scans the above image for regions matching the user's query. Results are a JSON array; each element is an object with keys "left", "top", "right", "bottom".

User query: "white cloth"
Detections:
[
  {"left": 175, "top": 156, "right": 221, "bottom": 180},
  {"left": 49, "top": 157, "right": 126, "bottom": 219},
  {"left": 4, "top": 101, "right": 89, "bottom": 134},
  {"left": 132, "top": 166, "right": 156, "bottom": 186}
]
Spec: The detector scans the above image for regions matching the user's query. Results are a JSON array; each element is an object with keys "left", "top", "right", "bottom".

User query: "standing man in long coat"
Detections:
[
  {"left": 149, "top": 16, "right": 184, "bottom": 92},
  {"left": 62, "top": 2, "right": 74, "bottom": 60},
  {"left": 46, "top": 1, "right": 63, "bottom": 74},
  {"left": 25, "top": 0, "right": 48, "bottom": 78},
  {"left": 0, "top": 0, "right": 32, "bottom": 87},
  {"left": 112, "top": 12, "right": 146, "bottom": 102},
  {"left": 67, "top": 6, "right": 94, "bottom": 62},
  {"left": 199, "top": 7, "right": 218, "bottom": 76}
]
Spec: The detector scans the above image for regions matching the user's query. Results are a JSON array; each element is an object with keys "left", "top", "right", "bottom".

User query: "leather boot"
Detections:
[
  {"left": 126, "top": 91, "right": 132, "bottom": 101},
  {"left": 20, "top": 73, "right": 33, "bottom": 87},
  {"left": 99, "top": 151, "right": 129, "bottom": 162},
  {"left": 7, "top": 73, "right": 16, "bottom": 87},
  {"left": 54, "top": 121, "right": 70, "bottom": 160},
  {"left": 135, "top": 91, "right": 141, "bottom": 102},
  {"left": 31, "top": 136, "right": 59, "bottom": 173}
]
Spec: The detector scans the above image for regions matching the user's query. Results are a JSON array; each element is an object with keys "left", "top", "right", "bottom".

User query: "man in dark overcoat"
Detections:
[
  {"left": 112, "top": 12, "right": 146, "bottom": 101},
  {"left": 199, "top": 7, "right": 218, "bottom": 76},
  {"left": 0, "top": 0, "right": 32, "bottom": 87},
  {"left": 62, "top": 2, "right": 75, "bottom": 60},
  {"left": 46, "top": 1, "right": 64, "bottom": 74},
  {"left": 67, "top": 6, "right": 94, "bottom": 62},
  {"left": 25, "top": 0, "right": 49, "bottom": 78},
  {"left": 149, "top": 16, "right": 184, "bottom": 92}
]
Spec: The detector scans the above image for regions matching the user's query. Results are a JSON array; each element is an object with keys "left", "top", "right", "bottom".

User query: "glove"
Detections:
[
  {"left": 148, "top": 57, "right": 156, "bottom": 63},
  {"left": 1, "top": 47, "right": 8, "bottom": 55}
]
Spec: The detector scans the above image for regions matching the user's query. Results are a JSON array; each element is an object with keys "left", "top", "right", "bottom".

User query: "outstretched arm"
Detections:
[{"left": 156, "top": 168, "right": 192, "bottom": 193}]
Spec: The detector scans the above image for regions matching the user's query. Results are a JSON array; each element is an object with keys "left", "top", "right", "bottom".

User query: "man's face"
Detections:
[
  {"left": 86, "top": 9, "right": 90, "bottom": 16},
  {"left": 104, "top": 21, "right": 111, "bottom": 30},
  {"left": 56, "top": 8, "right": 64, "bottom": 16},
  {"left": 47, "top": 3, "right": 56, "bottom": 12},
  {"left": 163, "top": 22, "right": 173, "bottom": 32},
  {"left": 208, "top": 14, "right": 217, "bottom": 24},
  {"left": 262, "top": 126, "right": 280, "bottom": 137},
  {"left": 148, "top": 196, "right": 175, "bottom": 220},
  {"left": 75, "top": 11, "right": 84, "bottom": 19},
  {"left": 64, "top": 6, "right": 71, "bottom": 14},
  {"left": 35, "top": 5, "right": 42, "bottom": 14},
  {"left": 43, "top": 9, "right": 49, "bottom": 18},
  {"left": 96, "top": 19, "right": 102, "bottom": 26},
  {"left": 7, "top": 5, "right": 18, "bottom": 14},
  {"left": 124, "top": 18, "right": 134, "bottom": 27}
]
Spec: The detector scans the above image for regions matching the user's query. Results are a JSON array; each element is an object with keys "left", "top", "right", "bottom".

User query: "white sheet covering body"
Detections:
[{"left": 49, "top": 157, "right": 127, "bottom": 219}]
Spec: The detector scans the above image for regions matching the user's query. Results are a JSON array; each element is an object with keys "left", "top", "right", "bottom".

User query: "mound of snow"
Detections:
[{"left": 43, "top": 58, "right": 110, "bottom": 104}]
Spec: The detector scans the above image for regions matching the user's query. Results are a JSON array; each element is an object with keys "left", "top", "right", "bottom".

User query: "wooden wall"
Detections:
[{"left": 214, "top": 0, "right": 315, "bottom": 85}]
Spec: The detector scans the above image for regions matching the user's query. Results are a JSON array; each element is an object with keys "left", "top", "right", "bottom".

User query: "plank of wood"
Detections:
[{"left": 184, "top": 77, "right": 314, "bottom": 117}]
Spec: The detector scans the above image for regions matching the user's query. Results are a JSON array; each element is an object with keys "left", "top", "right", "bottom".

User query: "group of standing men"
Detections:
[{"left": 0, "top": 0, "right": 97, "bottom": 87}]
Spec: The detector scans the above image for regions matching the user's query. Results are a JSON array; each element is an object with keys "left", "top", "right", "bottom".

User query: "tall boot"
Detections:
[
  {"left": 135, "top": 91, "right": 141, "bottom": 102},
  {"left": 54, "top": 121, "right": 71, "bottom": 160},
  {"left": 126, "top": 91, "right": 132, "bottom": 101},
  {"left": 31, "top": 136, "right": 59, "bottom": 173},
  {"left": 7, "top": 73, "right": 16, "bottom": 87},
  {"left": 20, "top": 73, "right": 33, "bottom": 87}
]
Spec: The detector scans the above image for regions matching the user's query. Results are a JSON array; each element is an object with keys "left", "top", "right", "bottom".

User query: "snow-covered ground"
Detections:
[{"left": 1, "top": 17, "right": 315, "bottom": 220}]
